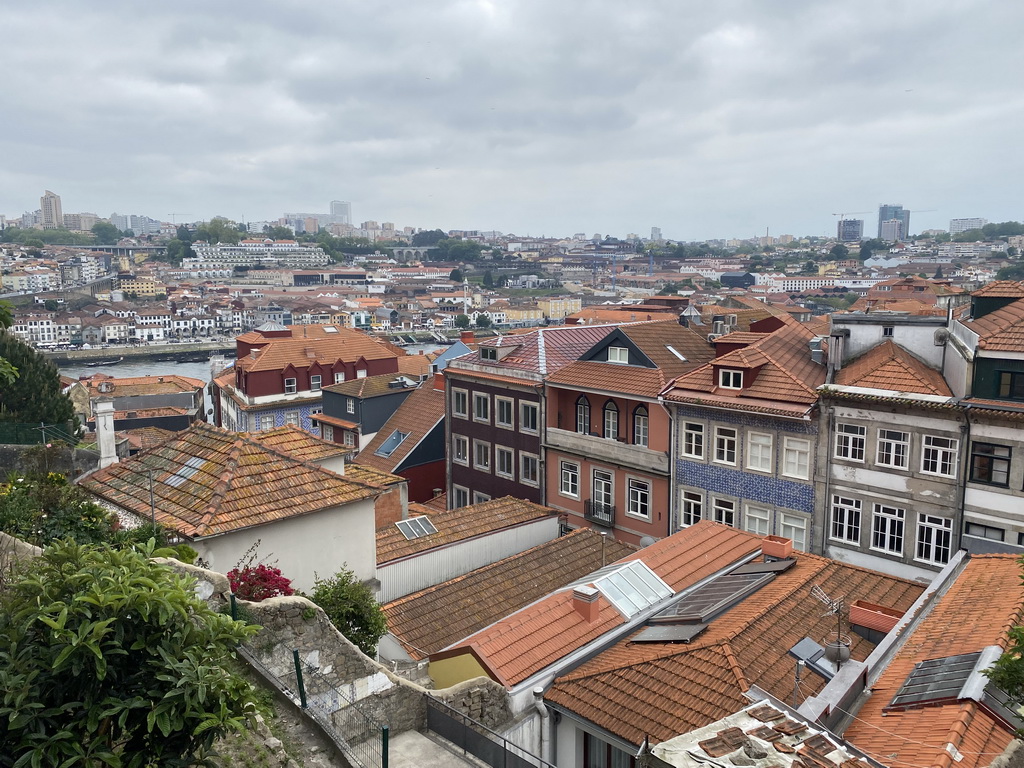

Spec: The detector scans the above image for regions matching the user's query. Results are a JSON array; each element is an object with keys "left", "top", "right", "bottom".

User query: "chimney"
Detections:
[
  {"left": 460, "top": 330, "right": 474, "bottom": 343},
  {"left": 809, "top": 336, "right": 825, "bottom": 366},
  {"left": 95, "top": 399, "right": 118, "bottom": 469},
  {"left": 433, "top": 372, "right": 445, "bottom": 391},
  {"left": 572, "top": 586, "right": 601, "bottom": 623}
]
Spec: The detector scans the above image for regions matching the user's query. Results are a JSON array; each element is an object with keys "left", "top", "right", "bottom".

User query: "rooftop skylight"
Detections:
[
  {"left": 374, "top": 430, "right": 409, "bottom": 458},
  {"left": 165, "top": 456, "right": 206, "bottom": 488},
  {"left": 573, "top": 560, "right": 673, "bottom": 618},
  {"left": 396, "top": 515, "right": 438, "bottom": 540}
]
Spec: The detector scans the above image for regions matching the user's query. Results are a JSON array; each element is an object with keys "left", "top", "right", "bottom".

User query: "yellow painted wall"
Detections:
[{"left": 429, "top": 653, "right": 493, "bottom": 689}]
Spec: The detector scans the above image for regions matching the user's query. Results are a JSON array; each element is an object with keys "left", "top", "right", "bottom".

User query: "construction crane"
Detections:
[
  {"left": 167, "top": 213, "right": 193, "bottom": 225},
  {"left": 831, "top": 211, "right": 870, "bottom": 222}
]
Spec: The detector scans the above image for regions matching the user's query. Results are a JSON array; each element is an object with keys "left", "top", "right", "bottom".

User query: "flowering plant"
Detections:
[{"left": 227, "top": 563, "right": 294, "bottom": 602}]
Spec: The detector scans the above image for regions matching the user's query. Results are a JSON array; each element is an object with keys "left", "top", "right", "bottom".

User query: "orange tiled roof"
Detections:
[
  {"left": 383, "top": 529, "right": 635, "bottom": 659},
  {"left": 966, "top": 297, "right": 1024, "bottom": 352},
  {"left": 546, "top": 546, "right": 923, "bottom": 746},
  {"left": 450, "top": 324, "right": 618, "bottom": 376},
  {"left": 111, "top": 406, "right": 190, "bottom": 419},
  {"left": 971, "top": 281, "right": 1024, "bottom": 298},
  {"left": 323, "top": 372, "right": 420, "bottom": 398},
  {"left": 354, "top": 385, "right": 445, "bottom": 473},
  {"left": 121, "top": 427, "right": 176, "bottom": 451},
  {"left": 396, "top": 354, "right": 431, "bottom": 377},
  {"left": 248, "top": 424, "right": 350, "bottom": 462},
  {"left": 444, "top": 522, "right": 764, "bottom": 686},
  {"left": 77, "top": 374, "right": 205, "bottom": 397},
  {"left": 235, "top": 331, "right": 397, "bottom": 374},
  {"left": 80, "top": 422, "right": 380, "bottom": 538},
  {"left": 844, "top": 555, "right": 1024, "bottom": 768},
  {"left": 836, "top": 340, "right": 952, "bottom": 396},
  {"left": 376, "top": 496, "right": 558, "bottom": 564}
]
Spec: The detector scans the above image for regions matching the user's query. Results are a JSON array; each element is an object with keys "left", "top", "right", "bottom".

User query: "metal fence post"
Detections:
[
  {"left": 229, "top": 593, "right": 237, "bottom": 621},
  {"left": 381, "top": 725, "right": 389, "bottom": 768},
  {"left": 292, "top": 649, "right": 307, "bottom": 708}
]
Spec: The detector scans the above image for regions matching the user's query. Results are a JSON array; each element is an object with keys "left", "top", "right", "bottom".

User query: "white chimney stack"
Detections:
[{"left": 94, "top": 399, "right": 118, "bottom": 469}]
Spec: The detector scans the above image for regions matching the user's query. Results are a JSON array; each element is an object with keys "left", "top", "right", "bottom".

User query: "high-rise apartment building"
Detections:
[
  {"left": 837, "top": 218, "right": 864, "bottom": 242},
  {"left": 877, "top": 204, "right": 910, "bottom": 239},
  {"left": 40, "top": 190, "right": 63, "bottom": 229},
  {"left": 651, "top": 226, "right": 663, "bottom": 241},
  {"left": 880, "top": 218, "right": 905, "bottom": 242},
  {"left": 949, "top": 217, "right": 988, "bottom": 234},
  {"left": 330, "top": 200, "right": 351, "bottom": 226}
]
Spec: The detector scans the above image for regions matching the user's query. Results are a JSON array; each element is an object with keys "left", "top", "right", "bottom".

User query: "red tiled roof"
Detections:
[
  {"left": 235, "top": 330, "right": 397, "bottom": 374},
  {"left": 376, "top": 496, "right": 559, "bottom": 564},
  {"left": 971, "top": 281, "right": 1024, "bottom": 298},
  {"left": 76, "top": 374, "right": 205, "bottom": 397},
  {"left": 845, "top": 555, "right": 1024, "bottom": 768},
  {"left": 449, "top": 324, "right": 618, "bottom": 376},
  {"left": 354, "top": 385, "right": 445, "bottom": 473},
  {"left": 323, "top": 372, "right": 420, "bottom": 398},
  {"left": 383, "top": 529, "right": 635, "bottom": 659},
  {"left": 80, "top": 422, "right": 379, "bottom": 538},
  {"left": 836, "top": 340, "right": 952, "bottom": 396},
  {"left": 546, "top": 546, "right": 923, "bottom": 746},
  {"left": 248, "top": 424, "right": 350, "bottom": 462},
  {"left": 966, "top": 297, "right": 1024, "bottom": 352}
]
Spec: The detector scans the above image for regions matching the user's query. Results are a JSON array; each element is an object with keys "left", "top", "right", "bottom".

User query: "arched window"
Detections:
[
  {"left": 576, "top": 396, "right": 591, "bottom": 434},
  {"left": 603, "top": 401, "right": 619, "bottom": 440},
  {"left": 633, "top": 406, "right": 649, "bottom": 447}
]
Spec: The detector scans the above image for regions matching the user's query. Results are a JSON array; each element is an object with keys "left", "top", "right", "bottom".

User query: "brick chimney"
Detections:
[
  {"left": 460, "top": 330, "right": 474, "bottom": 344},
  {"left": 572, "top": 586, "right": 600, "bottom": 623}
]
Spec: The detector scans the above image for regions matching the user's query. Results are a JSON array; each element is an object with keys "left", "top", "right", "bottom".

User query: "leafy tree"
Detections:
[
  {"left": 0, "top": 334, "right": 76, "bottom": 425},
  {"left": 24, "top": 238, "right": 44, "bottom": 249},
  {"left": 996, "top": 264, "right": 1024, "bottom": 281},
  {"left": 196, "top": 218, "right": 240, "bottom": 245},
  {"left": 934, "top": 266, "right": 944, "bottom": 279},
  {"left": 43, "top": 300, "right": 58, "bottom": 312},
  {"left": 829, "top": 244, "right": 850, "bottom": 259},
  {"left": 1009, "top": 247, "right": 1019, "bottom": 258},
  {"left": 454, "top": 314, "right": 471, "bottom": 329},
  {"left": 263, "top": 225, "right": 295, "bottom": 240},
  {"left": 0, "top": 301, "right": 15, "bottom": 386},
  {"left": 482, "top": 270, "right": 494, "bottom": 288},
  {"left": 449, "top": 268, "right": 463, "bottom": 283},
  {"left": 0, "top": 472, "right": 114, "bottom": 546},
  {"left": 0, "top": 540, "right": 261, "bottom": 767},
  {"left": 411, "top": 229, "right": 448, "bottom": 247},
  {"left": 436, "top": 239, "right": 484, "bottom": 262},
  {"left": 310, "top": 567, "right": 387, "bottom": 656},
  {"left": 91, "top": 221, "right": 121, "bottom": 245},
  {"left": 175, "top": 225, "right": 192, "bottom": 242},
  {"left": 803, "top": 260, "right": 816, "bottom": 274},
  {"left": 475, "top": 314, "right": 493, "bottom": 329}
]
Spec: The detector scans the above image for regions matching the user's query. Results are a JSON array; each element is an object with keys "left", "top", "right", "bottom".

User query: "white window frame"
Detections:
[
  {"left": 334, "top": 372, "right": 346, "bottom": 384},
  {"left": 746, "top": 432, "right": 773, "bottom": 473},
  {"left": 452, "top": 434, "right": 469, "bottom": 466},
  {"left": 592, "top": 469, "right": 614, "bottom": 509},
  {"left": 343, "top": 431, "right": 356, "bottom": 447},
  {"left": 495, "top": 396, "right": 514, "bottom": 429},
  {"left": 915, "top": 513, "right": 953, "bottom": 566},
  {"left": 830, "top": 494, "right": 862, "bottom": 544},
  {"left": 310, "top": 374, "right": 322, "bottom": 391},
  {"left": 284, "top": 377, "right": 297, "bottom": 394},
  {"left": 608, "top": 346, "right": 629, "bottom": 364},
  {"left": 473, "top": 393, "right": 490, "bottom": 423},
  {"left": 712, "top": 497, "right": 736, "bottom": 527},
  {"left": 495, "top": 446, "right": 514, "bottom": 479},
  {"left": 835, "top": 423, "right": 866, "bottom": 462},
  {"left": 871, "top": 503, "right": 905, "bottom": 555},
  {"left": 744, "top": 505, "right": 771, "bottom": 536},
  {"left": 680, "top": 490, "right": 703, "bottom": 528},
  {"left": 356, "top": 369, "right": 367, "bottom": 379},
  {"left": 560, "top": 461, "right": 580, "bottom": 498},
  {"left": 258, "top": 414, "right": 275, "bottom": 431},
  {"left": 780, "top": 513, "right": 808, "bottom": 552},
  {"left": 576, "top": 396, "right": 591, "bottom": 434},
  {"left": 719, "top": 369, "right": 743, "bottom": 389},
  {"left": 626, "top": 478, "right": 651, "bottom": 520},
  {"left": 633, "top": 407, "right": 649, "bottom": 448},
  {"left": 473, "top": 439, "right": 491, "bottom": 471},
  {"left": 473, "top": 491, "right": 491, "bottom": 505},
  {"left": 520, "top": 402, "right": 539, "bottom": 434},
  {"left": 452, "top": 388, "right": 469, "bottom": 418},
  {"left": 876, "top": 429, "right": 909, "bottom": 469},
  {"left": 322, "top": 424, "right": 333, "bottom": 441},
  {"left": 681, "top": 422, "right": 704, "bottom": 459},
  {"left": 714, "top": 427, "right": 737, "bottom": 465},
  {"left": 284, "top": 410, "right": 299, "bottom": 426},
  {"left": 452, "top": 485, "right": 470, "bottom": 508},
  {"left": 346, "top": 398, "right": 355, "bottom": 414},
  {"left": 520, "top": 452, "right": 540, "bottom": 487},
  {"left": 921, "top": 434, "right": 958, "bottom": 478},
  {"left": 782, "top": 437, "right": 810, "bottom": 480},
  {"left": 603, "top": 402, "right": 619, "bottom": 440}
]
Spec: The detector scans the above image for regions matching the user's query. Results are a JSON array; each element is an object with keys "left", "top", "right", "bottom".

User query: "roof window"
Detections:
[
  {"left": 395, "top": 515, "right": 438, "bottom": 540},
  {"left": 573, "top": 560, "right": 672, "bottom": 618},
  {"left": 374, "top": 429, "right": 409, "bottom": 458}
]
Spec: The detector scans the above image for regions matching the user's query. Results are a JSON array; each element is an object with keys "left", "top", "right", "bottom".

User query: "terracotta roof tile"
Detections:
[
  {"left": 836, "top": 340, "right": 952, "bottom": 396},
  {"left": 971, "top": 281, "right": 1024, "bottom": 298},
  {"left": 248, "top": 424, "right": 350, "bottom": 462},
  {"left": 323, "top": 372, "right": 421, "bottom": 398},
  {"left": 396, "top": 354, "right": 431, "bottom": 377},
  {"left": 844, "top": 555, "right": 1024, "bottom": 768},
  {"left": 548, "top": 360, "right": 671, "bottom": 398},
  {"left": 376, "top": 496, "right": 559, "bottom": 564},
  {"left": 354, "top": 385, "right": 445, "bottom": 473},
  {"left": 546, "top": 545, "right": 923, "bottom": 746},
  {"left": 449, "top": 324, "right": 618, "bottom": 376},
  {"left": 76, "top": 374, "right": 205, "bottom": 397},
  {"left": 79, "top": 422, "right": 380, "bottom": 539},
  {"left": 383, "top": 529, "right": 635, "bottom": 659},
  {"left": 966, "top": 297, "right": 1024, "bottom": 351},
  {"left": 236, "top": 330, "right": 397, "bottom": 374}
]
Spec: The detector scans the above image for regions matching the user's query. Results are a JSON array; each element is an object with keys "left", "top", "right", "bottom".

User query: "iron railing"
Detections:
[
  {"left": 425, "top": 696, "right": 555, "bottom": 768},
  {"left": 584, "top": 499, "right": 615, "bottom": 527}
]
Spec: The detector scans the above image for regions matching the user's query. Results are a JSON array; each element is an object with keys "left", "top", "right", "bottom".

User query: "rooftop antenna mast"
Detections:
[{"left": 811, "top": 584, "right": 848, "bottom": 670}]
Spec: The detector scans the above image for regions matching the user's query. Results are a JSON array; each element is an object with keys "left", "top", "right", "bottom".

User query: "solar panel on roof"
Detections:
[
  {"left": 165, "top": 456, "right": 206, "bottom": 488},
  {"left": 395, "top": 515, "right": 438, "bottom": 540},
  {"left": 650, "top": 572, "right": 774, "bottom": 624},
  {"left": 632, "top": 623, "right": 708, "bottom": 644},
  {"left": 887, "top": 652, "right": 982, "bottom": 710}
]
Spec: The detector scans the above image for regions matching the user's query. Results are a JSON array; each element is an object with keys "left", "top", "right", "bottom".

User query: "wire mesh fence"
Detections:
[{"left": 0, "top": 421, "right": 80, "bottom": 446}]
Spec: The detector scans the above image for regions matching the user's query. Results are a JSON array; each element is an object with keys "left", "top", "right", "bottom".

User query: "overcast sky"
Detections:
[{"left": 2, "top": 0, "right": 1022, "bottom": 241}]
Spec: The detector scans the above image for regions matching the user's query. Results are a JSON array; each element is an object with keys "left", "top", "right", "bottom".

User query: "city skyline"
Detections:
[{"left": 2, "top": 1, "right": 1022, "bottom": 241}]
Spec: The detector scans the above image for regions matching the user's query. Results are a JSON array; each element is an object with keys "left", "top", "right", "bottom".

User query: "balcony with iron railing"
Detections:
[{"left": 584, "top": 500, "right": 615, "bottom": 527}]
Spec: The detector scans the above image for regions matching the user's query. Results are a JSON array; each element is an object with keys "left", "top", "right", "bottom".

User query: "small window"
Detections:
[
  {"left": 871, "top": 503, "right": 905, "bottom": 555},
  {"left": 356, "top": 369, "right": 367, "bottom": 379},
  {"left": 681, "top": 422, "right": 704, "bottom": 459},
  {"left": 452, "top": 435, "right": 469, "bottom": 465},
  {"left": 496, "top": 446, "right": 514, "bottom": 478},
  {"left": 395, "top": 515, "right": 438, "bottom": 540},
  {"left": 452, "top": 389, "right": 468, "bottom": 418},
  {"left": 744, "top": 505, "right": 771, "bottom": 536},
  {"left": 375, "top": 429, "right": 409, "bottom": 458},
  {"left": 999, "top": 371, "right": 1024, "bottom": 400},
  {"left": 780, "top": 513, "right": 808, "bottom": 552},
  {"left": 680, "top": 490, "right": 703, "bottom": 527},
  {"left": 877, "top": 429, "right": 909, "bottom": 469},
  {"left": 576, "top": 396, "right": 591, "bottom": 434},
  {"left": 560, "top": 461, "right": 580, "bottom": 498},
  {"left": 882, "top": 325, "right": 894, "bottom": 337},
  {"left": 452, "top": 485, "right": 470, "bottom": 508},
  {"left": 258, "top": 414, "right": 275, "bottom": 431},
  {"left": 346, "top": 398, "right": 355, "bottom": 414},
  {"left": 480, "top": 347, "right": 498, "bottom": 361},
  {"left": 830, "top": 495, "right": 862, "bottom": 543},
  {"left": 633, "top": 406, "right": 649, "bottom": 448},
  {"left": 472, "top": 491, "right": 491, "bottom": 504},
  {"left": 520, "top": 453, "right": 540, "bottom": 486},
  {"left": 713, "top": 497, "right": 736, "bottom": 527},
  {"left": 334, "top": 372, "right": 346, "bottom": 384},
  {"left": 343, "top": 431, "right": 356, "bottom": 447},
  {"left": 746, "top": 432, "right": 772, "bottom": 472},
  {"left": 496, "top": 397, "right": 514, "bottom": 428},
  {"left": 284, "top": 410, "right": 299, "bottom": 426},
  {"left": 921, "top": 435, "right": 958, "bottom": 477},
  {"left": 916, "top": 514, "right": 952, "bottom": 566},
  {"left": 970, "top": 442, "right": 1011, "bottom": 486},
  {"left": 473, "top": 393, "right": 490, "bottom": 423},
  {"left": 284, "top": 377, "right": 297, "bottom": 394},
  {"left": 473, "top": 440, "right": 491, "bottom": 471},
  {"left": 603, "top": 401, "right": 619, "bottom": 440},
  {"left": 608, "top": 346, "right": 629, "bottom": 364},
  {"left": 627, "top": 478, "right": 651, "bottom": 519},
  {"left": 965, "top": 522, "right": 1004, "bottom": 541},
  {"left": 322, "top": 424, "right": 334, "bottom": 441},
  {"left": 719, "top": 369, "right": 743, "bottom": 389},
  {"left": 835, "top": 423, "right": 866, "bottom": 461},
  {"left": 310, "top": 375, "right": 322, "bottom": 391},
  {"left": 520, "top": 402, "right": 539, "bottom": 433},
  {"left": 714, "top": 427, "right": 737, "bottom": 465},
  {"left": 782, "top": 437, "right": 810, "bottom": 479}
]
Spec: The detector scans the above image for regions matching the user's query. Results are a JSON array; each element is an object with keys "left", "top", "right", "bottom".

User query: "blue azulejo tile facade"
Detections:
[
  {"left": 675, "top": 459, "right": 814, "bottom": 515},
  {"left": 673, "top": 405, "right": 817, "bottom": 436}
]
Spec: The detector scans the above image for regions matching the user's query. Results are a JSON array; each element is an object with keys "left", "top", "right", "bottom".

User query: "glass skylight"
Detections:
[
  {"left": 396, "top": 516, "right": 438, "bottom": 540},
  {"left": 574, "top": 560, "right": 673, "bottom": 618},
  {"left": 165, "top": 456, "right": 206, "bottom": 488},
  {"left": 374, "top": 430, "right": 409, "bottom": 458}
]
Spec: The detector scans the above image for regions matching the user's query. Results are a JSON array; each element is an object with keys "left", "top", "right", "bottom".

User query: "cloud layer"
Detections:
[{"left": 3, "top": 0, "right": 1022, "bottom": 239}]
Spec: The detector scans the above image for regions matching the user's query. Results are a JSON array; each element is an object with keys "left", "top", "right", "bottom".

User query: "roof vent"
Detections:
[{"left": 572, "top": 586, "right": 601, "bottom": 623}]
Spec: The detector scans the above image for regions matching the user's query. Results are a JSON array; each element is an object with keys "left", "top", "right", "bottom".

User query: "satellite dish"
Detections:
[{"left": 638, "top": 536, "right": 656, "bottom": 548}]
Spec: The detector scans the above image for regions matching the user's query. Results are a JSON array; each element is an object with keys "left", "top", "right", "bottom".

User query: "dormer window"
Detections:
[
  {"left": 719, "top": 369, "right": 743, "bottom": 389},
  {"left": 481, "top": 347, "right": 497, "bottom": 361},
  {"left": 608, "top": 346, "right": 629, "bottom": 364}
]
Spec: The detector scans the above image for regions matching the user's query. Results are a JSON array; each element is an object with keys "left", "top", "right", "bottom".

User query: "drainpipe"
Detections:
[
  {"left": 534, "top": 687, "right": 550, "bottom": 764},
  {"left": 957, "top": 404, "right": 971, "bottom": 553},
  {"left": 820, "top": 405, "right": 835, "bottom": 554}
]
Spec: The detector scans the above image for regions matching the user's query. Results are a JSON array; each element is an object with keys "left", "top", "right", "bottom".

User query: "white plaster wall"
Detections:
[
  {"left": 841, "top": 321, "right": 945, "bottom": 368},
  {"left": 193, "top": 498, "right": 377, "bottom": 592}
]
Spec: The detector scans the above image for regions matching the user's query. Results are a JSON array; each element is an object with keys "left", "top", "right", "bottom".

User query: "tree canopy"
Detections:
[
  {"left": 0, "top": 335, "right": 76, "bottom": 425},
  {"left": 310, "top": 567, "right": 387, "bottom": 656},
  {"left": 0, "top": 540, "right": 261, "bottom": 767},
  {"left": 0, "top": 302, "right": 15, "bottom": 386},
  {"left": 411, "top": 229, "right": 448, "bottom": 247},
  {"left": 91, "top": 221, "right": 121, "bottom": 245}
]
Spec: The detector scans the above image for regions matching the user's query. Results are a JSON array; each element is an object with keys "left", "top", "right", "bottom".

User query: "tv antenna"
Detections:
[{"left": 810, "top": 585, "right": 849, "bottom": 670}]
